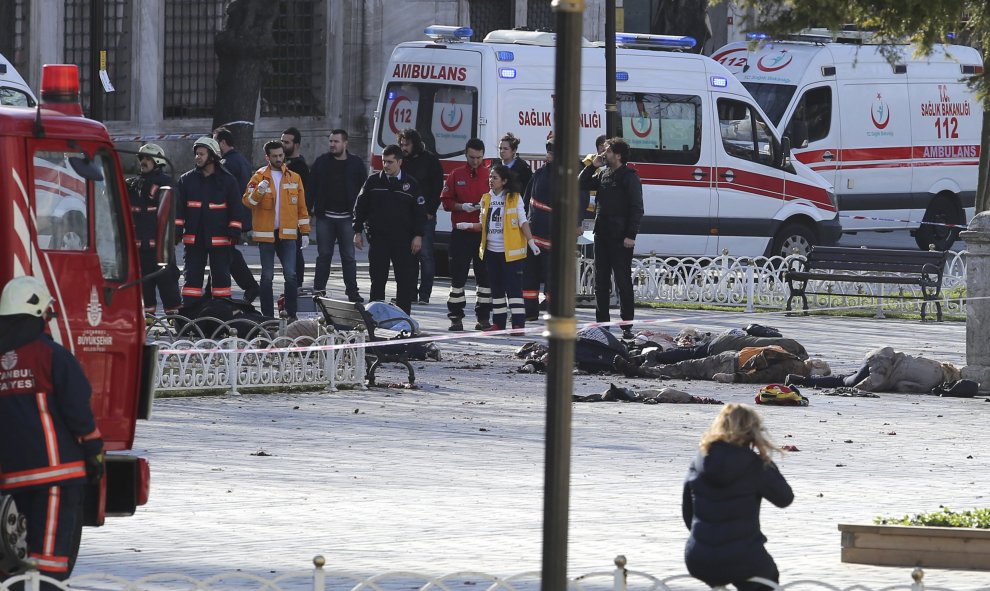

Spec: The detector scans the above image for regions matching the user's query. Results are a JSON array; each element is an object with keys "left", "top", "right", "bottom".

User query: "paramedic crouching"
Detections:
[{"left": 0, "top": 276, "right": 104, "bottom": 584}]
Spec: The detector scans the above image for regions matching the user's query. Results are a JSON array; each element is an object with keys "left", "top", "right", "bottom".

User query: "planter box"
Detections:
[{"left": 839, "top": 523, "right": 990, "bottom": 570}]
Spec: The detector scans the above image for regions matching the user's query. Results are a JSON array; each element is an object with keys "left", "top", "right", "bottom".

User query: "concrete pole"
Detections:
[{"left": 959, "top": 211, "right": 990, "bottom": 392}]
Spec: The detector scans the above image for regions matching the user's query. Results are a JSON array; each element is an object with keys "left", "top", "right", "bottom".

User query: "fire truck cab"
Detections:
[{"left": 0, "top": 64, "right": 166, "bottom": 531}]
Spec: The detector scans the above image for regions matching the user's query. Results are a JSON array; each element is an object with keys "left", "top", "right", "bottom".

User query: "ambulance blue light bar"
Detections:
[
  {"left": 496, "top": 51, "right": 515, "bottom": 61},
  {"left": 746, "top": 32, "right": 771, "bottom": 41},
  {"left": 616, "top": 71, "right": 629, "bottom": 81},
  {"left": 499, "top": 68, "right": 517, "bottom": 79},
  {"left": 424, "top": 26, "right": 473, "bottom": 41},
  {"left": 615, "top": 33, "right": 696, "bottom": 50},
  {"left": 710, "top": 76, "right": 728, "bottom": 88}
]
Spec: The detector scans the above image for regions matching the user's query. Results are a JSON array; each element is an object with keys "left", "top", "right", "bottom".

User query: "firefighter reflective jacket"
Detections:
[
  {"left": 243, "top": 165, "right": 311, "bottom": 242},
  {"left": 175, "top": 166, "right": 244, "bottom": 248},
  {"left": 0, "top": 328, "right": 101, "bottom": 491},
  {"left": 126, "top": 168, "right": 173, "bottom": 251}
]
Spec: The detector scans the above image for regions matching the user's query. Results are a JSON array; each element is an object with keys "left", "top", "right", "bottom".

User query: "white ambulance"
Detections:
[
  {"left": 713, "top": 33, "right": 983, "bottom": 250},
  {"left": 372, "top": 26, "right": 841, "bottom": 259},
  {"left": 0, "top": 52, "right": 36, "bottom": 107}
]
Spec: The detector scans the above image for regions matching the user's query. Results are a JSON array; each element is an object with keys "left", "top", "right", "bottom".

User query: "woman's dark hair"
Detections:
[{"left": 489, "top": 163, "right": 519, "bottom": 194}]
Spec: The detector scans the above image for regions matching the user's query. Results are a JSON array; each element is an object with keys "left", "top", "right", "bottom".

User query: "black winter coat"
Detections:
[
  {"left": 126, "top": 168, "right": 173, "bottom": 250},
  {"left": 579, "top": 164, "right": 644, "bottom": 241},
  {"left": 353, "top": 171, "right": 427, "bottom": 240},
  {"left": 682, "top": 440, "right": 793, "bottom": 587},
  {"left": 401, "top": 149, "right": 444, "bottom": 216}
]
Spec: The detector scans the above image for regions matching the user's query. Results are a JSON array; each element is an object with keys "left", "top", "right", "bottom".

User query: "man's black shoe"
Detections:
[
  {"left": 784, "top": 374, "right": 807, "bottom": 386},
  {"left": 475, "top": 320, "right": 492, "bottom": 331},
  {"left": 613, "top": 355, "right": 640, "bottom": 377},
  {"left": 621, "top": 328, "right": 635, "bottom": 340},
  {"left": 348, "top": 294, "right": 365, "bottom": 304},
  {"left": 449, "top": 319, "right": 464, "bottom": 332}
]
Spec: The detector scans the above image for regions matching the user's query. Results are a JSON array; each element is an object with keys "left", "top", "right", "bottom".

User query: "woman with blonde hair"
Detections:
[{"left": 682, "top": 403, "right": 793, "bottom": 590}]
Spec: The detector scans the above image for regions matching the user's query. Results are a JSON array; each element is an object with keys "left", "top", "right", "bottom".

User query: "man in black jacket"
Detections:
[
  {"left": 398, "top": 128, "right": 444, "bottom": 304},
  {"left": 352, "top": 144, "right": 426, "bottom": 314},
  {"left": 309, "top": 129, "right": 368, "bottom": 301},
  {"left": 579, "top": 138, "right": 643, "bottom": 339},
  {"left": 127, "top": 143, "right": 180, "bottom": 314},
  {"left": 214, "top": 126, "right": 260, "bottom": 304},
  {"left": 282, "top": 127, "right": 310, "bottom": 288}
]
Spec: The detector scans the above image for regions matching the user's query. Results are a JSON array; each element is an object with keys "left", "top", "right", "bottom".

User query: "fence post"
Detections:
[
  {"left": 742, "top": 257, "right": 754, "bottom": 313},
  {"left": 911, "top": 567, "right": 925, "bottom": 591},
  {"left": 612, "top": 555, "right": 627, "bottom": 591},
  {"left": 226, "top": 330, "right": 240, "bottom": 396},
  {"left": 312, "top": 555, "right": 326, "bottom": 591}
]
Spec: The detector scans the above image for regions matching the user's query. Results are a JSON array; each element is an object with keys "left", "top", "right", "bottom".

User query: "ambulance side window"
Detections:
[
  {"left": 785, "top": 86, "right": 832, "bottom": 147},
  {"left": 378, "top": 82, "right": 478, "bottom": 158},
  {"left": 717, "top": 99, "right": 776, "bottom": 167},
  {"left": 617, "top": 92, "right": 702, "bottom": 165},
  {"left": 92, "top": 151, "right": 129, "bottom": 281},
  {"left": 32, "top": 150, "right": 90, "bottom": 252}
]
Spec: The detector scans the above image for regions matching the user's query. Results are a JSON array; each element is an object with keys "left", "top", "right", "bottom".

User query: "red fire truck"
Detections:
[{"left": 0, "top": 64, "right": 169, "bottom": 567}]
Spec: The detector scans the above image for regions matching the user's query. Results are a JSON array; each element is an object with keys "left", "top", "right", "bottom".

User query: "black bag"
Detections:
[
  {"left": 932, "top": 379, "right": 979, "bottom": 398},
  {"left": 745, "top": 323, "right": 782, "bottom": 338},
  {"left": 575, "top": 327, "right": 628, "bottom": 372}
]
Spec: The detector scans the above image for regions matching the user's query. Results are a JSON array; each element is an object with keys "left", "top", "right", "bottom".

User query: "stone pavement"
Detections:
[{"left": 100, "top": 255, "right": 990, "bottom": 590}]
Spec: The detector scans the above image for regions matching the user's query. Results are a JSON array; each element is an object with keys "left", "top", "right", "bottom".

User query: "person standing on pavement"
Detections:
[
  {"left": 214, "top": 126, "right": 260, "bottom": 304},
  {"left": 398, "top": 128, "right": 444, "bottom": 305},
  {"left": 522, "top": 133, "right": 589, "bottom": 321},
  {"left": 683, "top": 403, "right": 793, "bottom": 591},
  {"left": 308, "top": 129, "right": 367, "bottom": 302},
  {"left": 126, "top": 143, "right": 181, "bottom": 315},
  {"left": 0, "top": 276, "right": 104, "bottom": 583},
  {"left": 579, "top": 138, "right": 643, "bottom": 339},
  {"left": 282, "top": 127, "right": 310, "bottom": 289},
  {"left": 497, "top": 132, "right": 532, "bottom": 203},
  {"left": 440, "top": 138, "right": 493, "bottom": 332},
  {"left": 243, "top": 140, "right": 311, "bottom": 321},
  {"left": 352, "top": 145, "right": 426, "bottom": 315},
  {"left": 468, "top": 164, "right": 538, "bottom": 331},
  {"left": 175, "top": 137, "right": 244, "bottom": 304}
]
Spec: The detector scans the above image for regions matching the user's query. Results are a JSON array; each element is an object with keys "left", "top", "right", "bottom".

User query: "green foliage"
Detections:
[{"left": 874, "top": 506, "right": 990, "bottom": 528}]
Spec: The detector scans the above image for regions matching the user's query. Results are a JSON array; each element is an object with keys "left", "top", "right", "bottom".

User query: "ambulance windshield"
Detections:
[
  {"left": 379, "top": 82, "right": 478, "bottom": 158},
  {"left": 741, "top": 82, "right": 796, "bottom": 127}
]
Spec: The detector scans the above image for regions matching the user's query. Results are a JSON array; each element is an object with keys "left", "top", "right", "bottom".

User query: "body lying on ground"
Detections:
[
  {"left": 635, "top": 330, "right": 809, "bottom": 367},
  {"left": 615, "top": 345, "right": 817, "bottom": 384},
  {"left": 788, "top": 346, "right": 959, "bottom": 393}
]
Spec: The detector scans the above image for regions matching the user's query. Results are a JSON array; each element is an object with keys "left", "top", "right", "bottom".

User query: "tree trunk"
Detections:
[
  {"left": 212, "top": 0, "right": 278, "bottom": 159},
  {"left": 977, "top": 64, "right": 990, "bottom": 213},
  {"left": 651, "top": 0, "right": 710, "bottom": 54},
  {"left": 0, "top": 1, "right": 16, "bottom": 61}
]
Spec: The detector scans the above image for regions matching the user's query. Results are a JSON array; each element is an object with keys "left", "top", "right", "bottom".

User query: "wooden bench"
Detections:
[
  {"left": 785, "top": 246, "right": 947, "bottom": 321},
  {"left": 314, "top": 296, "right": 416, "bottom": 386}
]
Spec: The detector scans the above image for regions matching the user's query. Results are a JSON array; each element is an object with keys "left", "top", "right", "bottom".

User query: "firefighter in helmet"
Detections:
[
  {"left": 174, "top": 137, "right": 245, "bottom": 304},
  {"left": 127, "top": 143, "right": 181, "bottom": 315},
  {"left": 0, "top": 276, "right": 103, "bottom": 582}
]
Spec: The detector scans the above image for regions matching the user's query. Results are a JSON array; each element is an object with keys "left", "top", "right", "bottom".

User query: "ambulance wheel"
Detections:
[
  {"left": 915, "top": 197, "right": 962, "bottom": 251},
  {"left": 772, "top": 222, "right": 816, "bottom": 258}
]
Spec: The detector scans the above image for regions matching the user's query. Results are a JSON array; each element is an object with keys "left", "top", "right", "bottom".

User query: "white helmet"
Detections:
[
  {"left": 0, "top": 276, "right": 54, "bottom": 318},
  {"left": 193, "top": 136, "right": 222, "bottom": 161},
  {"left": 138, "top": 143, "right": 167, "bottom": 167}
]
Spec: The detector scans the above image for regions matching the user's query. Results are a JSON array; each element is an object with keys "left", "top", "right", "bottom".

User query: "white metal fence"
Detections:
[
  {"left": 1, "top": 556, "right": 949, "bottom": 591},
  {"left": 578, "top": 251, "right": 968, "bottom": 317}
]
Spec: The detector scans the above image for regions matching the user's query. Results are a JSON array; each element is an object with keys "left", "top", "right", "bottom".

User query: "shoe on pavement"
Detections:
[
  {"left": 621, "top": 328, "right": 635, "bottom": 340},
  {"left": 475, "top": 320, "right": 493, "bottom": 331},
  {"left": 348, "top": 294, "right": 365, "bottom": 304},
  {"left": 418, "top": 299, "right": 430, "bottom": 305},
  {"left": 449, "top": 319, "right": 464, "bottom": 332},
  {"left": 613, "top": 355, "right": 640, "bottom": 377},
  {"left": 784, "top": 373, "right": 807, "bottom": 387}
]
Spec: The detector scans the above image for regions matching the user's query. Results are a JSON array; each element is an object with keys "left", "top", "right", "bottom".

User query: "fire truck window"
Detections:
[
  {"left": 32, "top": 150, "right": 90, "bottom": 252},
  {"left": 617, "top": 92, "right": 702, "bottom": 165},
  {"left": 92, "top": 151, "right": 128, "bottom": 281},
  {"left": 0, "top": 87, "right": 35, "bottom": 108}
]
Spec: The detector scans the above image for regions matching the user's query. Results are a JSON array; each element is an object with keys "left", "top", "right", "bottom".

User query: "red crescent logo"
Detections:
[
  {"left": 757, "top": 53, "right": 793, "bottom": 72},
  {"left": 440, "top": 104, "right": 464, "bottom": 132},
  {"left": 387, "top": 96, "right": 410, "bottom": 134},
  {"left": 871, "top": 102, "right": 890, "bottom": 129},
  {"left": 630, "top": 116, "right": 653, "bottom": 138}
]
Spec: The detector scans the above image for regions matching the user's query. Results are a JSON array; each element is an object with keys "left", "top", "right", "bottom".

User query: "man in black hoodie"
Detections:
[
  {"left": 0, "top": 276, "right": 103, "bottom": 583},
  {"left": 398, "top": 128, "right": 444, "bottom": 304}
]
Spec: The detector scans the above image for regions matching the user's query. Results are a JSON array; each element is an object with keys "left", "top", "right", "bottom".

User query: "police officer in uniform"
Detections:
[
  {"left": 126, "top": 143, "right": 181, "bottom": 315},
  {"left": 175, "top": 137, "right": 245, "bottom": 304},
  {"left": 0, "top": 276, "right": 104, "bottom": 583},
  {"left": 352, "top": 144, "right": 426, "bottom": 315}
]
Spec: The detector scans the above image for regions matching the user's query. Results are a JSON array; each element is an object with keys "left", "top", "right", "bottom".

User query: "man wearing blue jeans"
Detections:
[
  {"left": 398, "top": 128, "right": 444, "bottom": 304},
  {"left": 308, "top": 129, "right": 368, "bottom": 301},
  {"left": 243, "top": 140, "right": 311, "bottom": 320}
]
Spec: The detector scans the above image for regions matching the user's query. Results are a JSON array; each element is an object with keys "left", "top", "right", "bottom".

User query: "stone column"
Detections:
[{"left": 959, "top": 211, "right": 990, "bottom": 392}]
